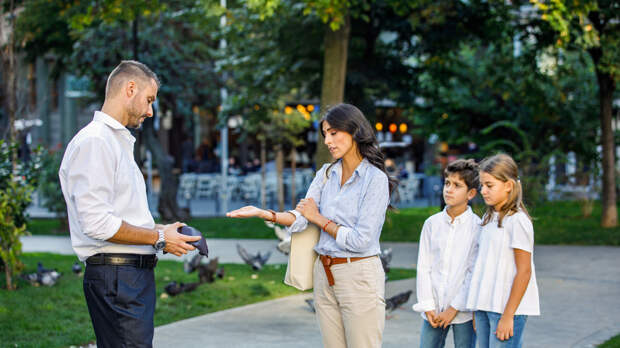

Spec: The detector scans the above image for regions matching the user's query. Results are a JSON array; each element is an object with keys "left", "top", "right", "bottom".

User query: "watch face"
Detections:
[{"left": 155, "top": 241, "right": 166, "bottom": 250}]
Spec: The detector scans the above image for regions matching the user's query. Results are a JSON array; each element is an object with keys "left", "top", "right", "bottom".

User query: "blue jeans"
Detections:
[
  {"left": 474, "top": 311, "right": 528, "bottom": 348},
  {"left": 420, "top": 319, "right": 476, "bottom": 348}
]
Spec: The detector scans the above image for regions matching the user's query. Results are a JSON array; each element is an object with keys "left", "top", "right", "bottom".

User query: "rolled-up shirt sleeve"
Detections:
[
  {"left": 335, "top": 172, "right": 389, "bottom": 252},
  {"left": 286, "top": 164, "right": 330, "bottom": 234},
  {"left": 413, "top": 220, "right": 437, "bottom": 313},
  {"left": 65, "top": 137, "right": 122, "bottom": 241}
]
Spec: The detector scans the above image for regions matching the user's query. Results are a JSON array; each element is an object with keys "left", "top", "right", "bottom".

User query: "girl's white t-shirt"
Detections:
[{"left": 465, "top": 210, "right": 540, "bottom": 316}]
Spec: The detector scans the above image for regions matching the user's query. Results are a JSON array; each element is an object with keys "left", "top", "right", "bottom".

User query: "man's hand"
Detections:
[
  {"left": 162, "top": 222, "right": 200, "bottom": 257},
  {"left": 425, "top": 311, "right": 439, "bottom": 328},
  {"left": 295, "top": 198, "right": 319, "bottom": 223},
  {"left": 495, "top": 314, "right": 514, "bottom": 341},
  {"left": 436, "top": 307, "right": 459, "bottom": 329}
]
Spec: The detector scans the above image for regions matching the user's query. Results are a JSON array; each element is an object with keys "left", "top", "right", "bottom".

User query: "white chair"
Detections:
[
  {"left": 196, "top": 174, "right": 218, "bottom": 199},
  {"left": 178, "top": 173, "right": 197, "bottom": 200}
]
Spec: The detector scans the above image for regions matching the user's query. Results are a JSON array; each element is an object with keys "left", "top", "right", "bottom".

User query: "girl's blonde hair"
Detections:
[{"left": 480, "top": 153, "right": 531, "bottom": 227}]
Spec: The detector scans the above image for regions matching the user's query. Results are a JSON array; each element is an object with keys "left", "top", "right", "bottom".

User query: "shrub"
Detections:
[{"left": 0, "top": 141, "right": 42, "bottom": 290}]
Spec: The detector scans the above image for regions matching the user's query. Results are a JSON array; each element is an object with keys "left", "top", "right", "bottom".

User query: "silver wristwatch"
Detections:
[{"left": 153, "top": 229, "right": 166, "bottom": 251}]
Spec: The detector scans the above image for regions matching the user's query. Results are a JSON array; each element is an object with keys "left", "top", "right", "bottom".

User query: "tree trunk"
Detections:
[
  {"left": 260, "top": 138, "right": 267, "bottom": 209},
  {"left": 595, "top": 67, "right": 617, "bottom": 227},
  {"left": 315, "top": 16, "right": 351, "bottom": 169},
  {"left": 4, "top": 261, "right": 14, "bottom": 291},
  {"left": 127, "top": 14, "right": 185, "bottom": 222},
  {"left": 290, "top": 148, "right": 297, "bottom": 209},
  {"left": 2, "top": 0, "right": 18, "bottom": 157},
  {"left": 142, "top": 116, "right": 189, "bottom": 222},
  {"left": 276, "top": 144, "right": 284, "bottom": 211}
]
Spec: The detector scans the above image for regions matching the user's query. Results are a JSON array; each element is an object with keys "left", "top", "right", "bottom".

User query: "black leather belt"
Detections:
[{"left": 86, "top": 253, "right": 158, "bottom": 269}]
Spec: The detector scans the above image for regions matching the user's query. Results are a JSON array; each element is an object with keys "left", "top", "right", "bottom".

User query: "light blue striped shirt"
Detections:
[{"left": 287, "top": 158, "right": 390, "bottom": 258}]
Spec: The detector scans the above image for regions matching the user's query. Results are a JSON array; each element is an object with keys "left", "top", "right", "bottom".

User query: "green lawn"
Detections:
[
  {"left": 1, "top": 253, "right": 415, "bottom": 348},
  {"left": 599, "top": 334, "right": 620, "bottom": 348},
  {"left": 26, "top": 200, "right": 620, "bottom": 245}
]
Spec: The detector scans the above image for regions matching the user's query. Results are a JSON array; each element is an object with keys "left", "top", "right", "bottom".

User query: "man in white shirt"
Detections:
[
  {"left": 59, "top": 60, "right": 200, "bottom": 348},
  {"left": 413, "top": 159, "right": 481, "bottom": 348}
]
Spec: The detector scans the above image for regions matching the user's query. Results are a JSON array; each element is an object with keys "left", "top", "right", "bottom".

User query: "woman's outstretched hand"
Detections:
[{"left": 226, "top": 206, "right": 267, "bottom": 219}]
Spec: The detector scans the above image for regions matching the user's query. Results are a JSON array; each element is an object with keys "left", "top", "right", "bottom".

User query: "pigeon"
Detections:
[
  {"left": 197, "top": 257, "right": 220, "bottom": 284},
  {"left": 72, "top": 261, "right": 83, "bottom": 275},
  {"left": 39, "top": 271, "right": 61, "bottom": 286},
  {"left": 385, "top": 290, "right": 413, "bottom": 313},
  {"left": 305, "top": 298, "right": 316, "bottom": 313},
  {"left": 184, "top": 253, "right": 204, "bottom": 274},
  {"left": 236, "top": 243, "right": 271, "bottom": 271},
  {"left": 379, "top": 248, "right": 392, "bottom": 274},
  {"left": 37, "top": 262, "right": 53, "bottom": 274},
  {"left": 37, "top": 262, "right": 62, "bottom": 286},
  {"left": 178, "top": 226, "right": 209, "bottom": 257},
  {"left": 21, "top": 264, "right": 62, "bottom": 287},
  {"left": 265, "top": 221, "right": 291, "bottom": 255},
  {"left": 215, "top": 267, "right": 225, "bottom": 279},
  {"left": 164, "top": 281, "right": 200, "bottom": 296},
  {"left": 20, "top": 272, "right": 39, "bottom": 284}
]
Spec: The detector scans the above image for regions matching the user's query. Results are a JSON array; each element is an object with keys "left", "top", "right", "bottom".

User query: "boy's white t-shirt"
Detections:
[
  {"left": 412, "top": 206, "right": 481, "bottom": 324},
  {"left": 465, "top": 210, "right": 540, "bottom": 316}
]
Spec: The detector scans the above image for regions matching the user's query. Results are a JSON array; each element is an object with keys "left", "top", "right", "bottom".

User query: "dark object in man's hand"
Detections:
[{"left": 178, "top": 226, "right": 209, "bottom": 257}]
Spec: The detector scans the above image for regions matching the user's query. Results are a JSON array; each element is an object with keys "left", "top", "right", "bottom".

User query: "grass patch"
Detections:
[
  {"left": 26, "top": 218, "right": 66, "bottom": 235},
  {"left": 381, "top": 206, "right": 439, "bottom": 242},
  {"left": 527, "top": 200, "right": 620, "bottom": 245},
  {"left": 186, "top": 216, "right": 274, "bottom": 239},
  {"left": 26, "top": 201, "right": 620, "bottom": 245},
  {"left": 388, "top": 267, "right": 417, "bottom": 281},
  {"left": 599, "top": 334, "right": 620, "bottom": 348},
  {"left": 1, "top": 253, "right": 415, "bottom": 348}
]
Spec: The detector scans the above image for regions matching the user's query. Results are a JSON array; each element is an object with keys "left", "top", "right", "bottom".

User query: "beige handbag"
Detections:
[
  {"left": 283, "top": 223, "right": 320, "bottom": 290},
  {"left": 283, "top": 173, "right": 327, "bottom": 291}
]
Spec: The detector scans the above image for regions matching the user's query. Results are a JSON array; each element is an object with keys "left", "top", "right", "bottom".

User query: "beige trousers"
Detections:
[{"left": 313, "top": 256, "right": 386, "bottom": 348}]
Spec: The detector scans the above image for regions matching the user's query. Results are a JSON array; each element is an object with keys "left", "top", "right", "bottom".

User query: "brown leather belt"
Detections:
[{"left": 319, "top": 254, "right": 375, "bottom": 286}]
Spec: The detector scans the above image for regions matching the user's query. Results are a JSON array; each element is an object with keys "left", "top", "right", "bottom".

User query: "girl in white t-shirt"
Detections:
[{"left": 466, "top": 154, "right": 540, "bottom": 348}]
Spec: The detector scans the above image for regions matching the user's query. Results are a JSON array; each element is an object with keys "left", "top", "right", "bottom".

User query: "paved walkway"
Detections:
[{"left": 21, "top": 236, "right": 620, "bottom": 347}]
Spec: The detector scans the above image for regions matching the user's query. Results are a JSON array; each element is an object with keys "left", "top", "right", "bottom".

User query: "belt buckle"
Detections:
[
  {"left": 138, "top": 255, "right": 145, "bottom": 268},
  {"left": 89, "top": 253, "right": 104, "bottom": 265}
]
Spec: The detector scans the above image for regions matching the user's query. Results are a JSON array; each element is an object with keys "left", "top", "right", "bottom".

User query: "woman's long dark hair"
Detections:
[{"left": 320, "top": 103, "right": 398, "bottom": 200}]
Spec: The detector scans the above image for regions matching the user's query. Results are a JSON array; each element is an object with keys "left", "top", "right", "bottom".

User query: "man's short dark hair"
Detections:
[
  {"left": 105, "top": 60, "right": 160, "bottom": 97},
  {"left": 444, "top": 159, "right": 479, "bottom": 190}
]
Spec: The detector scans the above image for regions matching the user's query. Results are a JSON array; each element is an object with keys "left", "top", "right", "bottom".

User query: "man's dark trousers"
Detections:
[{"left": 84, "top": 264, "right": 156, "bottom": 348}]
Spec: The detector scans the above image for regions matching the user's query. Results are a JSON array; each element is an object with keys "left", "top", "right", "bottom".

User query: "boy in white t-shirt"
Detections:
[{"left": 413, "top": 159, "right": 481, "bottom": 348}]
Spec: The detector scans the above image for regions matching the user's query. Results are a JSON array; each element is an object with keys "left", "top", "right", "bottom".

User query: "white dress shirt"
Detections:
[
  {"left": 287, "top": 159, "right": 389, "bottom": 257},
  {"left": 465, "top": 211, "right": 540, "bottom": 316},
  {"left": 59, "top": 111, "right": 156, "bottom": 261},
  {"left": 412, "top": 206, "right": 481, "bottom": 324}
]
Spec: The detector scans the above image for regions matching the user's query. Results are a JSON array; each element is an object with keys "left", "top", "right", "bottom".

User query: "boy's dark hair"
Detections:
[{"left": 444, "top": 159, "right": 479, "bottom": 190}]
